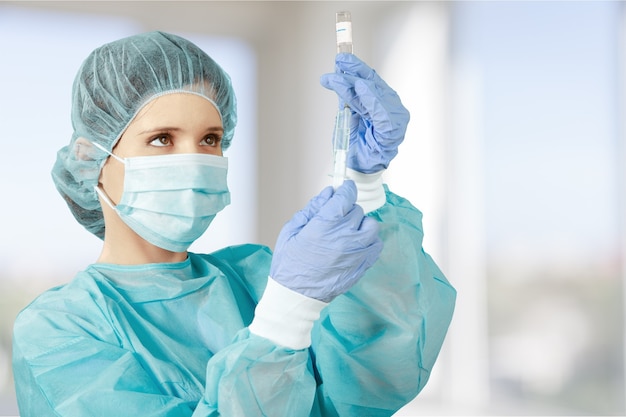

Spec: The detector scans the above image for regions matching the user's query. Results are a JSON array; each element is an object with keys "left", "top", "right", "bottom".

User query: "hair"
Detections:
[{"left": 51, "top": 31, "right": 237, "bottom": 238}]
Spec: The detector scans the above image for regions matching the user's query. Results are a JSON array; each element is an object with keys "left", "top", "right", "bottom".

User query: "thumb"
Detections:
[{"left": 288, "top": 186, "right": 334, "bottom": 231}]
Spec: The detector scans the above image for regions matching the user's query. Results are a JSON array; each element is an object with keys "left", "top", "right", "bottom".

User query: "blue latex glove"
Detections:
[
  {"left": 320, "top": 53, "right": 410, "bottom": 174},
  {"left": 270, "top": 181, "right": 382, "bottom": 303}
]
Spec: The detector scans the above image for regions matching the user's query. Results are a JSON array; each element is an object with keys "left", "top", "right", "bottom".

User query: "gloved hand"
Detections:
[
  {"left": 320, "top": 53, "right": 410, "bottom": 174},
  {"left": 270, "top": 181, "right": 383, "bottom": 303}
]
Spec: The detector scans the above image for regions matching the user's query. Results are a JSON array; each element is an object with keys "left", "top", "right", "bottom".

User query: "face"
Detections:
[{"left": 99, "top": 93, "right": 224, "bottom": 204}]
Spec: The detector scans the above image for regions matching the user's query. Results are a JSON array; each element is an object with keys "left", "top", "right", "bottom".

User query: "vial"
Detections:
[{"left": 336, "top": 11, "right": 353, "bottom": 54}]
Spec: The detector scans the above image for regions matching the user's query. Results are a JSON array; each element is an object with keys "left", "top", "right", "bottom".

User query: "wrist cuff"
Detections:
[
  {"left": 346, "top": 168, "right": 386, "bottom": 213},
  {"left": 249, "top": 277, "right": 327, "bottom": 350}
]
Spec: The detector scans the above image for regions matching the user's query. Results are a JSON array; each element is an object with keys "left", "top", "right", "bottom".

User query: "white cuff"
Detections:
[
  {"left": 249, "top": 278, "right": 328, "bottom": 350},
  {"left": 346, "top": 168, "right": 386, "bottom": 213}
]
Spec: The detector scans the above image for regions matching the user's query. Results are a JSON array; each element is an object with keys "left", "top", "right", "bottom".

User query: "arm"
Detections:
[
  {"left": 311, "top": 186, "right": 456, "bottom": 416},
  {"left": 12, "top": 275, "right": 317, "bottom": 417},
  {"left": 13, "top": 288, "right": 196, "bottom": 417},
  {"left": 310, "top": 54, "right": 456, "bottom": 415},
  {"left": 194, "top": 330, "right": 316, "bottom": 417}
]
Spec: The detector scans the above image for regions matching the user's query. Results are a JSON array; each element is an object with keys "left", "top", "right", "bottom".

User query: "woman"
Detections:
[{"left": 13, "top": 31, "right": 456, "bottom": 417}]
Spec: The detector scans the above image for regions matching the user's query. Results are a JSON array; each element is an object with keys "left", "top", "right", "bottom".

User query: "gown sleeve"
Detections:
[
  {"left": 309, "top": 186, "right": 456, "bottom": 416},
  {"left": 193, "top": 247, "right": 321, "bottom": 417},
  {"left": 13, "top": 247, "right": 316, "bottom": 417},
  {"left": 12, "top": 187, "right": 454, "bottom": 417},
  {"left": 12, "top": 285, "right": 199, "bottom": 417},
  {"left": 201, "top": 187, "right": 456, "bottom": 417}
]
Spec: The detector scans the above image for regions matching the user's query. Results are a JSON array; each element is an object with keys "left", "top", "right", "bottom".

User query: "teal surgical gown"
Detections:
[{"left": 13, "top": 188, "right": 456, "bottom": 417}]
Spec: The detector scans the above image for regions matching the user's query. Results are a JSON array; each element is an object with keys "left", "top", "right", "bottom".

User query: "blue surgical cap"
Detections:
[{"left": 52, "top": 31, "right": 237, "bottom": 239}]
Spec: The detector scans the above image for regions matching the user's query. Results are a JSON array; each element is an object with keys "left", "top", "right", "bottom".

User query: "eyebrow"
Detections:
[{"left": 139, "top": 126, "right": 224, "bottom": 135}]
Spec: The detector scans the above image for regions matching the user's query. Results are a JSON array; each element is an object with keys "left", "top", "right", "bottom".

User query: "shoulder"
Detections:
[
  {"left": 13, "top": 271, "right": 119, "bottom": 358},
  {"left": 15, "top": 272, "right": 105, "bottom": 323},
  {"left": 192, "top": 244, "right": 272, "bottom": 302},
  {"left": 208, "top": 243, "right": 272, "bottom": 262},
  {"left": 366, "top": 186, "right": 425, "bottom": 233},
  {"left": 194, "top": 243, "right": 272, "bottom": 269}
]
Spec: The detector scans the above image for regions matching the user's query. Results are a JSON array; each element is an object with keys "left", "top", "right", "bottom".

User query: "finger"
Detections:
[
  {"left": 344, "top": 214, "right": 380, "bottom": 249},
  {"left": 320, "top": 73, "right": 354, "bottom": 102},
  {"left": 364, "top": 236, "right": 383, "bottom": 268},
  {"left": 333, "top": 180, "right": 357, "bottom": 205},
  {"left": 341, "top": 201, "right": 366, "bottom": 229},
  {"left": 315, "top": 180, "right": 357, "bottom": 221},
  {"left": 320, "top": 73, "right": 349, "bottom": 110},
  {"left": 290, "top": 186, "right": 334, "bottom": 228},
  {"left": 359, "top": 213, "right": 378, "bottom": 231},
  {"left": 320, "top": 73, "right": 368, "bottom": 116},
  {"left": 334, "top": 53, "right": 376, "bottom": 80},
  {"left": 342, "top": 229, "right": 383, "bottom": 271},
  {"left": 354, "top": 79, "right": 392, "bottom": 131},
  {"left": 335, "top": 54, "right": 398, "bottom": 96},
  {"left": 354, "top": 79, "right": 410, "bottom": 139},
  {"left": 301, "top": 185, "right": 334, "bottom": 219}
]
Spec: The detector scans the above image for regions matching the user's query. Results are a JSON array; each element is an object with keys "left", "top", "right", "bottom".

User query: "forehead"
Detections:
[{"left": 132, "top": 93, "right": 222, "bottom": 126}]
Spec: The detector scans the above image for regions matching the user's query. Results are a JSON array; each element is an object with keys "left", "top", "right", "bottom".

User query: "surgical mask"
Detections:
[{"left": 93, "top": 144, "right": 230, "bottom": 252}]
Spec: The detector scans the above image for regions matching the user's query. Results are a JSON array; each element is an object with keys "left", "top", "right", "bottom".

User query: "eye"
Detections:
[
  {"left": 149, "top": 134, "right": 172, "bottom": 147},
  {"left": 202, "top": 134, "right": 222, "bottom": 147}
]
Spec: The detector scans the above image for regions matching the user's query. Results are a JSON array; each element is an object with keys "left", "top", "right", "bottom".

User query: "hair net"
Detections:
[{"left": 52, "top": 31, "right": 237, "bottom": 239}]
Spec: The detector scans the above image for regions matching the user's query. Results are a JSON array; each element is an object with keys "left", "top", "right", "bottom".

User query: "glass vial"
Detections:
[{"left": 336, "top": 11, "right": 353, "bottom": 54}]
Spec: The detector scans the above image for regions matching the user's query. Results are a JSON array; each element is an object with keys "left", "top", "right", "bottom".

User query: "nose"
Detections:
[{"left": 177, "top": 140, "right": 200, "bottom": 154}]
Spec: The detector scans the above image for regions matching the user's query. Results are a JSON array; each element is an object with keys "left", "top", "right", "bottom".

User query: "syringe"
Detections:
[
  {"left": 332, "top": 11, "right": 353, "bottom": 190},
  {"left": 332, "top": 105, "right": 351, "bottom": 189}
]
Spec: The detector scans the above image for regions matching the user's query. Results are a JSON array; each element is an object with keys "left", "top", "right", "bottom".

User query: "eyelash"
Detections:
[
  {"left": 149, "top": 134, "right": 171, "bottom": 147},
  {"left": 202, "top": 135, "right": 222, "bottom": 147},
  {"left": 148, "top": 134, "right": 222, "bottom": 147}
]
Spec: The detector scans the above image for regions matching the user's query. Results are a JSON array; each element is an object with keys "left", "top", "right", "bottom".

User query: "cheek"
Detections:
[{"left": 99, "top": 159, "right": 125, "bottom": 205}]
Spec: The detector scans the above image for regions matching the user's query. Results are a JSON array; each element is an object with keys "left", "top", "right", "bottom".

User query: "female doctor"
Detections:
[{"left": 12, "top": 31, "right": 456, "bottom": 417}]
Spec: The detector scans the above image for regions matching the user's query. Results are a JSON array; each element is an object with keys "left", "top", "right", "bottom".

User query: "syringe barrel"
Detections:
[
  {"left": 334, "top": 105, "right": 351, "bottom": 151},
  {"left": 332, "top": 105, "right": 351, "bottom": 189},
  {"left": 336, "top": 11, "right": 353, "bottom": 54}
]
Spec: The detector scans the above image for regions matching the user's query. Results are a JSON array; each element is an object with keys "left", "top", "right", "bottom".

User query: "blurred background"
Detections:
[{"left": 0, "top": 1, "right": 624, "bottom": 415}]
